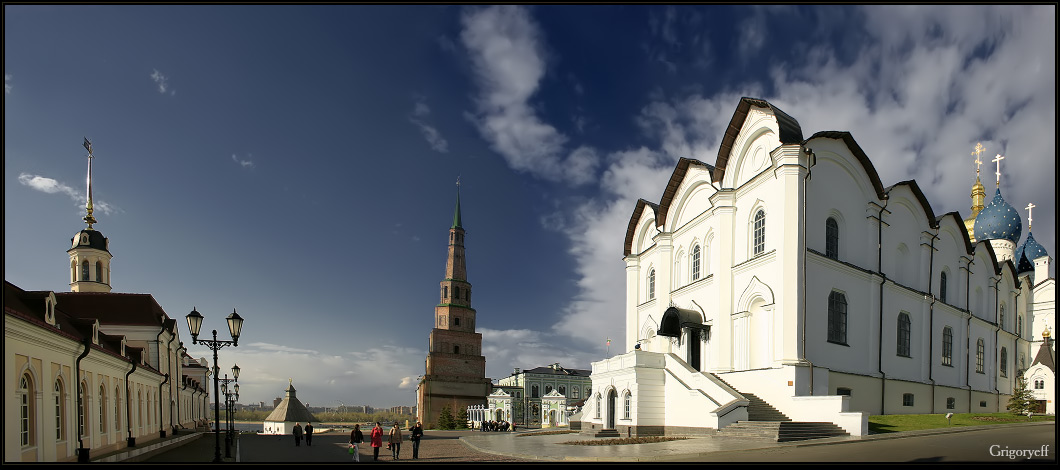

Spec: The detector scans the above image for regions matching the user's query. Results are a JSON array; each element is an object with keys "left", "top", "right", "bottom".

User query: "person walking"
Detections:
[
  {"left": 349, "top": 424, "right": 364, "bottom": 462},
  {"left": 293, "top": 423, "right": 303, "bottom": 447},
  {"left": 388, "top": 423, "right": 403, "bottom": 460},
  {"left": 305, "top": 422, "right": 314, "bottom": 446},
  {"left": 410, "top": 422, "right": 424, "bottom": 459},
  {"left": 370, "top": 422, "right": 383, "bottom": 461}
]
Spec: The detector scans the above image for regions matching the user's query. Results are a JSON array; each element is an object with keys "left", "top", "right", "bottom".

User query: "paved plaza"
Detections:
[{"left": 89, "top": 422, "right": 1055, "bottom": 463}]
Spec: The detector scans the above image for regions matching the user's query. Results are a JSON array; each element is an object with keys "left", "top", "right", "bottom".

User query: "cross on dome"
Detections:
[
  {"left": 992, "top": 154, "right": 1005, "bottom": 187},
  {"left": 971, "top": 142, "right": 985, "bottom": 175},
  {"left": 1025, "top": 203, "right": 1035, "bottom": 230}
]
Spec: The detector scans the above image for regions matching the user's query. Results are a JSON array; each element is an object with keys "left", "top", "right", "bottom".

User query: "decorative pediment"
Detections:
[
  {"left": 736, "top": 276, "right": 775, "bottom": 313},
  {"left": 488, "top": 388, "right": 511, "bottom": 398}
]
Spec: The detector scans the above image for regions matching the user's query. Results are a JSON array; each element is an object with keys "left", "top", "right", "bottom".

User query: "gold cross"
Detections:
[
  {"left": 992, "top": 154, "right": 1005, "bottom": 187},
  {"left": 1026, "top": 203, "right": 1035, "bottom": 230},
  {"left": 971, "top": 143, "right": 984, "bottom": 175}
]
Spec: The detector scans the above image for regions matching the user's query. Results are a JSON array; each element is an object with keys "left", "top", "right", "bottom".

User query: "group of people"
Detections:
[
  {"left": 348, "top": 422, "right": 424, "bottom": 462},
  {"left": 479, "top": 420, "right": 512, "bottom": 432},
  {"left": 291, "top": 422, "right": 314, "bottom": 446}
]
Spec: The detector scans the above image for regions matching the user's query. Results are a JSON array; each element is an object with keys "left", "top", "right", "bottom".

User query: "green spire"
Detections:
[{"left": 452, "top": 179, "right": 463, "bottom": 229}]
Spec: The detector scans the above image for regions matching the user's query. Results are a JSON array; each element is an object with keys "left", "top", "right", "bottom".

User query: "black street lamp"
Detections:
[{"left": 186, "top": 307, "right": 243, "bottom": 463}]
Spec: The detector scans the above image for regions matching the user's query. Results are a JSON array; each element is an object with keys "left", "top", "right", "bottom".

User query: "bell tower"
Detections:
[
  {"left": 417, "top": 180, "right": 490, "bottom": 427},
  {"left": 69, "top": 138, "right": 112, "bottom": 293}
]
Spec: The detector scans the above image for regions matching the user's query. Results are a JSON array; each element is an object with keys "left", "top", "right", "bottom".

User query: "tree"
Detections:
[
  {"left": 437, "top": 405, "right": 455, "bottom": 430},
  {"left": 455, "top": 407, "right": 469, "bottom": 429},
  {"left": 1007, "top": 375, "right": 1035, "bottom": 415}
]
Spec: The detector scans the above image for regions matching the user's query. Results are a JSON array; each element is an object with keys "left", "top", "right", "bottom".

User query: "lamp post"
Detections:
[
  {"left": 219, "top": 368, "right": 239, "bottom": 458},
  {"left": 186, "top": 307, "right": 243, "bottom": 463}
]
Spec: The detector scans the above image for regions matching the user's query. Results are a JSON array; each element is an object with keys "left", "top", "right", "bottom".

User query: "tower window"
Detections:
[
  {"left": 454, "top": 286, "right": 460, "bottom": 300},
  {"left": 82, "top": 260, "right": 90, "bottom": 281},
  {"left": 96, "top": 261, "right": 104, "bottom": 284},
  {"left": 753, "top": 210, "right": 766, "bottom": 256},
  {"left": 443, "top": 286, "right": 448, "bottom": 299},
  {"left": 454, "top": 317, "right": 460, "bottom": 326},
  {"left": 454, "top": 345, "right": 460, "bottom": 354},
  {"left": 825, "top": 217, "right": 839, "bottom": 259}
]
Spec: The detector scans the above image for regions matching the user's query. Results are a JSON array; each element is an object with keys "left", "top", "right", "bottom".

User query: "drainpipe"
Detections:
[
  {"left": 168, "top": 335, "right": 178, "bottom": 435},
  {"left": 926, "top": 229, "right": 938, "bottom": 413},
  {"left": 875, "top": 198, "right": 890, "bottom": 415},
  {"left": 181, "top": 378, "right": 188, "bottom": 431},
  {"left": 125, "top": 358, "right": 136, "bottom": 447},
  {"left": 158, "top": 373, "right": 170, "bottom": 438},
  {"left": 992, "top": 277, "right": 1001, "bottom": 411},
  {"left": 800, "top": 146, "right": 816, "bottom": 395},
  {"left": 964, "top": 257, "right": 973, "bottom": 412},
  {"left": 75, "top": 335, "right": 91, "bottom": 463}
]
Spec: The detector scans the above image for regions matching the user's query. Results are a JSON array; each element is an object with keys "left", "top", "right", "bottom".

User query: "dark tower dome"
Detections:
[{"left": 70, "top": 229, "right": 110, "bottom": 253}]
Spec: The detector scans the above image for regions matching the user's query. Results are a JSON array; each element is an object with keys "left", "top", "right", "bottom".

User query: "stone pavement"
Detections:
[{"left": 93, "top": 422, "right": 1054, "bottom": 463}]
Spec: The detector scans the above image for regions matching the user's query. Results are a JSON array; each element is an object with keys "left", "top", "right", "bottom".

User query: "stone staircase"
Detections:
[
  {"left": 594, "top": 429, "right": 621, "bottom": 438},
  {"left": 711, "top": 378, "right": 849, "bottom": 442}
]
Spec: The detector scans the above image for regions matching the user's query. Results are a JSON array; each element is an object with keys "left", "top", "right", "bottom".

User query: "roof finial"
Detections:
[
  {"left": 82, "top": 137, "right": 97, "bottom": 229},
  {"left": 971, "top": 142, "right": 984, "bottom": 176},
  {"left": 452, "top": 176, "right": 463, "bottom": 229},
  {"left": 992, "top": 153, "right": 1005, "bottom": 188},
  {"left": 1025, "top": 203, "right": 1035, "bottom": 231}
]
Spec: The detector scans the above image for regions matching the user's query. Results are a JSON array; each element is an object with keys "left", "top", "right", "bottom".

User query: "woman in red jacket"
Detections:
[{"left": 370, "top": 422, "right": 384, "bottom": 461}]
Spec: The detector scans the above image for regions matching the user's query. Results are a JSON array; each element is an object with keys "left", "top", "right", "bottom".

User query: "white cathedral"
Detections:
[{"left": 583, "top": 98, "right": 1055, "bottom": 438}]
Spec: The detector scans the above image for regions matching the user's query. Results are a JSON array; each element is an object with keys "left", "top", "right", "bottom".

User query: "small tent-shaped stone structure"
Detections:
[
  {"left": 263, "top": 379, "right": 319, "bottom": 434},
  {"left": 1024, "top": 330, "right": 1056, "bottom": 415}
]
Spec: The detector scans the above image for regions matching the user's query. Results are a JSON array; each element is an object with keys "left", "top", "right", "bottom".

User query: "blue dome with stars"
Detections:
[
  {"left": 1019, "top": 231, "right": 1049, "bottom": 265},
  {"left": 973, "top": 189, "right": 1022, "bottom": 243}
]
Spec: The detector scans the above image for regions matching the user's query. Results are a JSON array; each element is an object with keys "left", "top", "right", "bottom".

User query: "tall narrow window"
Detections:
[
  {"left": 648, "top": 269, "right": 656, "bottom": 300},
  {"left": 443, "top": 286, "right": 448, "bottom": 299},
  {"left": 691, "top": 245, "right": 701, "bottom": 281},
  {"left": 897, "top": 312, "right": 911, "bottom": 357},
  {"left": 78, "top": 382, "right": 86, "bottom": 438},
  {"left": 1017, "top": 315, "right": 1023, "bottom": 338},
  {"left": 825, "top": 217, "right": 839, "bottom": 259},
  {"left": 559, "top": 386, "right": 566, "bottom": 396},
  {"left": 81, "top": 260, "right": 90, "bottom": 281},
  {"left": 753, "top": 210, "right": 766, "bottom": 256},
  {"left": 942, "top": 327, "right": 953, "bottom": 366},
  {"left": 545, "top": 385, "right": 553, "bottom": 394},
  {"left": 20, "top": 374, "right": 33, "bottom": 446},
  {"left": 55, "top": 380, "right": 65, "bottom": 441},
  {"left": 1000, "top": 347, "right": 1008, "bottom": 377},
  {"left": 828, "top": 291, "right": 847, "bottom": 344},
  {"left": 939, "top": 272, "right": 947, "bottom": 303},
  {"left": 454, "top": 286, "right": 460, "bottom": 300},
  {"left": 999, "top": 305, "right": 1005, "bottom": 331},
  {"left": 532, "top": 385, "right": 539, "bottom": 398},
  {"left": 976, "top": 339, "right": 985, "bottom": 373},
  {"left": 99, "top": 385, "right": 106, "bottom": 433},
  {"left": 115, "top": 386, "right": 121, "bottom": 434},
  {"left": 96, "top": 262, "right": 103, "bottom": 284},
  {"left": 623, "top": 392, "right": 631, "bottom": 419}
]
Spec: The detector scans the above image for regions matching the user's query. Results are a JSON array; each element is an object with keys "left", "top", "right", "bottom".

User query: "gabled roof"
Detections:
[
  {"left": 520, "top": 366, "right": 591, "bottom": 377},
  {"left": 805, "top": 131, "right": 888, "bottom": 201},
  {"left": 1030, "top": 337, "right": 1055, "bottom": 373},
  {"left": 656, "top": 158, "right": 715, "bottom": 232},
  {"left": 935, "top": 211, "right": 975, "bottom": 255},
  {"left": 713, "top": 97, "right": 803, "bottom": 184},
  {"left": 623, "top": 199, "right": 659, "bottom": 257},
  {"left": 885, "top": 180, "right": 938, "bottom": 229}
]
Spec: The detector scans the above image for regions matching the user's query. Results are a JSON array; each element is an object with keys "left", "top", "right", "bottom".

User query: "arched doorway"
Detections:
[
  {"left": 548, "top": 410, "right": 556, "bottom": 426},
  {"left": 496, "top": 409, "right": 505, "bottom": 421},
  {"left": 606, "top": 389, "right": 617, "bottom": 429}
]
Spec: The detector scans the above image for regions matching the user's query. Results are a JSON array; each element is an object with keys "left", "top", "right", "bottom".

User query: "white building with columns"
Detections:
[{"left": 583, "top": 98, "right": 1055, "bottom": 438}]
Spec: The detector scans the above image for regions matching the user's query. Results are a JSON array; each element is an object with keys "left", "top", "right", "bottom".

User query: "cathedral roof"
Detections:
[
  {"left": 714, "top": 98, "right": 803, "bottom": 184},
  {"left": 69, "top": 229, "right": 110, "bottom": 253},
  {"left": 53, "top": 292, "right": 172, "bottom": 328},
  {"left": 656, "top": 158, "right": 714, "bottom": 231},
  {"left": 973, "top": 189, "right": 1022, "bottom": 243},
  {"left": 624, "top": 199, "right": 660, "bottom": 257}
]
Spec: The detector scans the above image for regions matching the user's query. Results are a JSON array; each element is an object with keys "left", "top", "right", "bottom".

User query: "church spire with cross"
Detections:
[
  {"left": 973, "top": 148, "right": 1022, "bottom": 263},
  {"left": 68, "top": 138, "right": 113, "bottom": 293},
  {"left": 964, "top": 142, "right": 988, "bottom": 242}
]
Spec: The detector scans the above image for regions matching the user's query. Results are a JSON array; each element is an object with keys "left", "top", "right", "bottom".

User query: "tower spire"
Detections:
[
  {"left": 452, "top": 177, "right": 463, "bottom": 229},
  {"left": 83, "top": 137, "right": 97, "bottom": 229}
]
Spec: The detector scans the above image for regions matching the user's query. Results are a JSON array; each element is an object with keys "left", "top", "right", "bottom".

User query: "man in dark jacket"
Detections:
[
  {"left": 293, "top": 423, "right": 303, "bottom": 446},
  {"left": 410, "top": 422, "right": 424, "bottom": 459},
  {"left": 305, "top": 422, "right": 314, "bottom": 446}
]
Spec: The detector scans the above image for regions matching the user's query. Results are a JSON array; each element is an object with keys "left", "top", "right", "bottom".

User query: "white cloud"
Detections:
[
  {"left": 409, "top": 98, "right": 450, "bottom": 153},
  {"left": 398, "top": 377, "right": 416, "bottom": 389},
  {"left": 231, "top": 153, "right": 255, "bottom": 169},
  {"left": 18, "top": 173, "right": 117, "bottom": 215},
  {"left": 150, "top": 69, "right": 175, "bottom": 95},
  {"left": 460, "top": 5, "right": 599, "bottom": 185}
]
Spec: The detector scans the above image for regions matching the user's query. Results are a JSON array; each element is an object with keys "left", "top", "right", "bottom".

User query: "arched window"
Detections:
[
  {"left": 753, "top": 210, "right": 766, "bottom": 256},
  {"left": 454, "top": 286, "right": 461, "bottom": 300},
  {"left": 115, "top": 386, "right": 121, "bottom": 434},
  {"left": 454, "top": 345, "right": 460, "bottom": 354},
  {"left": 20, "top": 374, "right": 34, "bottom": 447},
  {"left": 545, "top": 385, "right": 553, "bottom": 394},
  {"left": 939, "top": 272, "right": 947, "bottom": 303},
  {"left": 96, "top": 261, "right": 104, "bottom": 284},
  {"left": 138, "top": 391, "right": 143, "bottom": 429},
  {"left": 55, "top": 380, "right": 65, "bottom": 441},
  {"left": 691, "top": 245, "right": 701, "bottom": 281},
  {"left": 976, "top": 339, "right": 985, "bottom": 373},
  {"left": 572, "top": 387, "right": 579, "bottom": 399},
  {"left": 1017, "top": 315, "right": 1023, "bottom": 338},
  {"left": 825, "top": 217, "right": 839, "bottom": 259},
  {"left": 81, "top": 260, "right": 90, "bottom": 281},
  {"left": 559, "top": 386, "right": 566, "bottom": 396},
  {"left": 1035, "top": 379, "right": 1045, "bottom": 389},
  {"left": 999, "top": 305, "right": 1005, "bottom": 331},
  {"left": 827, "top": 291, "right": 847, "bottom": 344},
  {"left": 454, "top": 317, "right": 460, "bottom": 326},
  {"left": 623, "top": 391, "right": 631, "bottom": 419},
  {"left": 942, "top": 327, "right": 953, "bottom": 366},
  {"left": 532, "top": 385, "right": 539, "bottom": 399},
  {"left": 648, "top": 269, "right": 656, "bottom": 300},
  {"left": 78, "top": 382, "right": 87, "bottom": 438},
  {"left": 1000, "top": 347, "right": 1008, "bottom": 377},
  {"left": 443, "top": 286, "right": 448, "bottom": 299},
  {"left": 897, "top": 312, "right": 911, "bottom": 357},
  {"left": 99, "top": 384, "right": 107, "bottom": 433}
]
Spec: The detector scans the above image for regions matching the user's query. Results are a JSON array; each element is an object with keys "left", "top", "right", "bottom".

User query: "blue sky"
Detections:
[{"left": 5, "top": 5, "right": 1055, "bottom": 409}]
